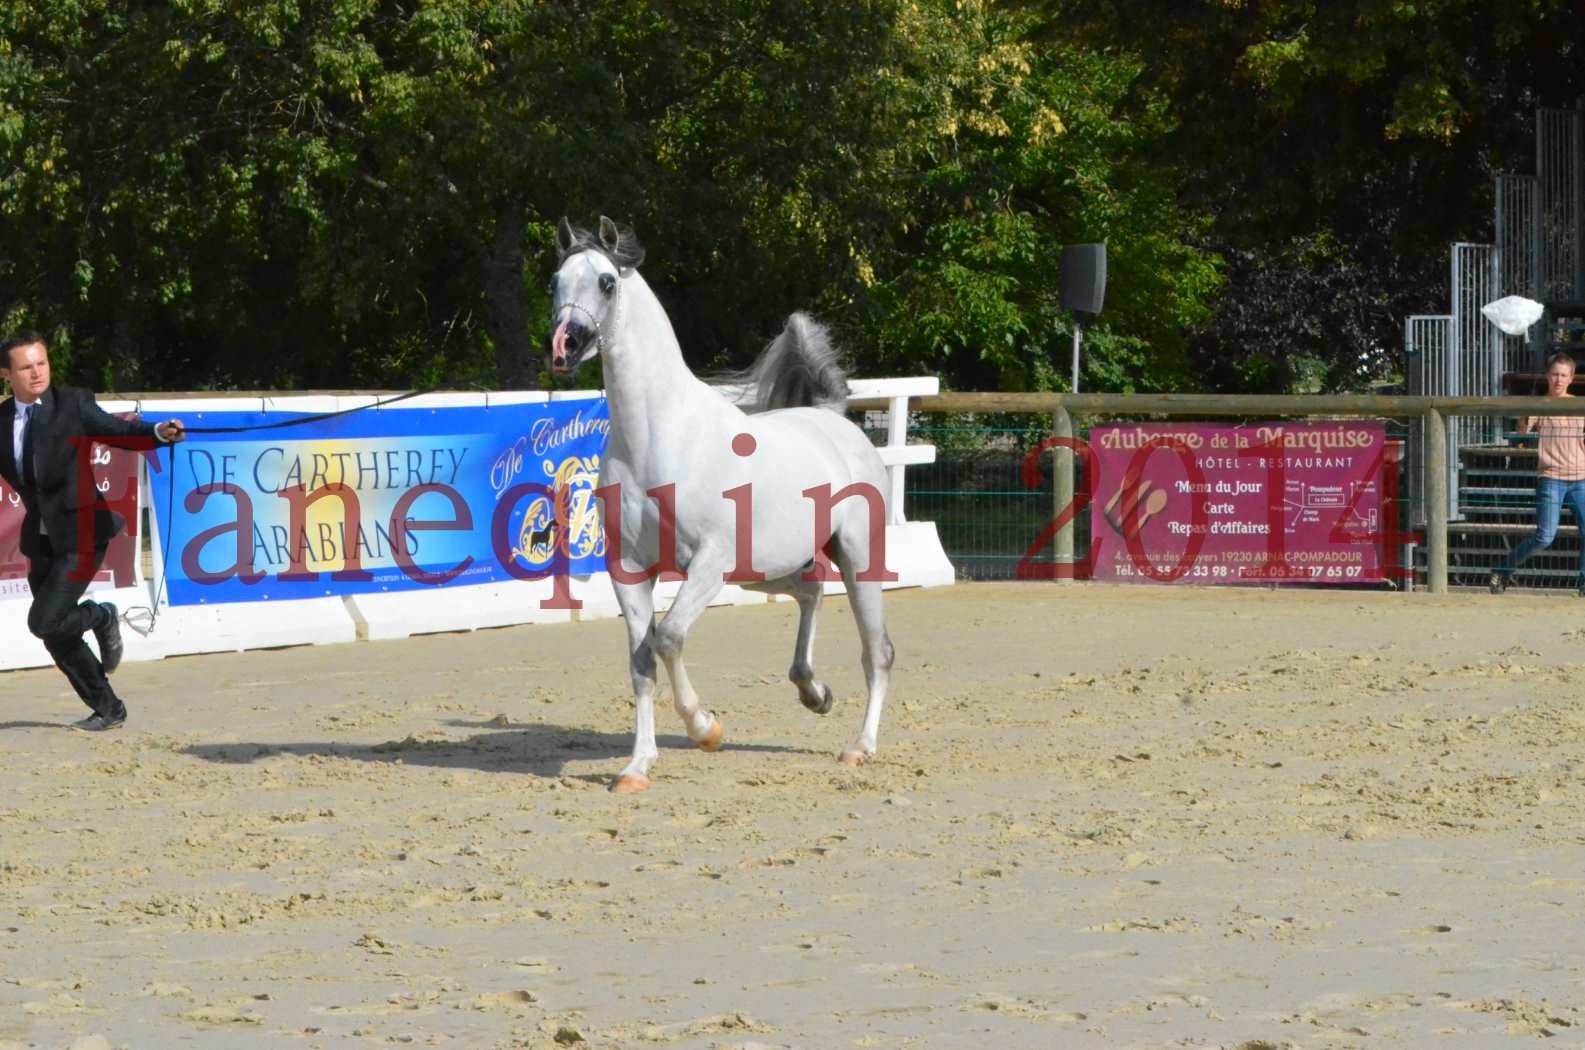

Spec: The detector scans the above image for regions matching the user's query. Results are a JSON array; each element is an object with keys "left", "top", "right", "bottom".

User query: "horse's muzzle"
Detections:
[{"left": 548, "top": 318, "right": 593, "bottom": 375}]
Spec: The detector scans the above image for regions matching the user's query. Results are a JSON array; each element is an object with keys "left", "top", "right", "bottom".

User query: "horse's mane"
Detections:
[
  {"left": 557, "top": 221, "right": 647, "bottom": 271},
  {"left": 713, "top": 312, "right": 850, "bottom": 413}
]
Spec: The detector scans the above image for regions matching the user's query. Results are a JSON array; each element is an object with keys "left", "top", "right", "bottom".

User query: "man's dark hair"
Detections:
[{"left": 0, "top": 329, "right": 47, "bottom": 369}]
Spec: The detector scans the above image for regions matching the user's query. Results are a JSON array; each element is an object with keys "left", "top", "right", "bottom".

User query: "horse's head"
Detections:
[{"left": 547, "top": 216, "right": 645, "bottom": 376}]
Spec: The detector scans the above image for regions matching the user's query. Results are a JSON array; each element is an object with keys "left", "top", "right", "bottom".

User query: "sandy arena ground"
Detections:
[{"left": 1, "top": 581, "right": 1583, "bottom": 1049}]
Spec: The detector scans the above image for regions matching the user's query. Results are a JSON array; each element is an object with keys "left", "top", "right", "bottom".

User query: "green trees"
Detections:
[
  {"left": 2, "top": 1, "right": 1572, "bottom": 394},
  {"left": 858, "top": 20, "right": 1218, "bottom": 393},
  {"left": 0, "top": 0, "right": 1220, "bottom": 393},
  {"left": 1058, "top": 0, "right": 1584, "bottom": 391}
]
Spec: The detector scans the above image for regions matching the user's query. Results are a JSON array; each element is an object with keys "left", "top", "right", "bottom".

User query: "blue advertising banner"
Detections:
[{"left": 147, "top": 399, "right": 610, "bottom": 605}]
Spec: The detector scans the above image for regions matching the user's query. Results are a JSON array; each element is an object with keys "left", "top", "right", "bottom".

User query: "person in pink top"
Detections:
[{"left": 1491, "top": 352, "right": 1585, "bottom": 594}]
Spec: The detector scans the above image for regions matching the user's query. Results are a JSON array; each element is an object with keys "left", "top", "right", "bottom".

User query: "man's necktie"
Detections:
[{"left": 19, "top": 403, "right": 35, "bottom": 487}]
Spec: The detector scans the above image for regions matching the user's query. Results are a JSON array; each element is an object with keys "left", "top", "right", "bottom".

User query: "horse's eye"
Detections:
[{"left": 599, "top": 272, "right": 616, "bottom": 296}]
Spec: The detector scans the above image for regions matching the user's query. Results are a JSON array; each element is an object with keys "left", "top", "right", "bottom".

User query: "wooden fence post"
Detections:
[
  {"left": 1426, "top": 408, "right": 1449, "bottom": 593},
  {"left": 1053, "top": 407, "right": 1074, "bottom": 582}
]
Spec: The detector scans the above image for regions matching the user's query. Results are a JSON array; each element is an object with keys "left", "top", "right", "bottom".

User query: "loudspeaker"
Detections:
[{"left": 1060, "top": 243, "right": 1106, "bottom": 316}]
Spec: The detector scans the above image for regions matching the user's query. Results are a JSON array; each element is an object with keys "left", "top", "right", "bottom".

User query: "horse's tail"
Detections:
[{"left": 722, "top": 312, "right": 850, "bottom": 413}]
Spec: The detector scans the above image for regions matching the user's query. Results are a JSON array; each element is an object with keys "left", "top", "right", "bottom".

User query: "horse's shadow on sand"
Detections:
[{"left": 182, "top": 719, "right": 812, "bottom": 780}]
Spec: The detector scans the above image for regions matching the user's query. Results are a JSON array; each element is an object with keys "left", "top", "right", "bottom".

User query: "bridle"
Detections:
[
  {"left": 554, "top": 253, "right": 623, "bottom": 357},
  {"left": 556, "top": 298, "right": 609, "bottom": 355}
]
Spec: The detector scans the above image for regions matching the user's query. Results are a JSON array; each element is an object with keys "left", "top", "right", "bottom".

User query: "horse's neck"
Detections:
[{"left": 604, "top": 278, "right": 716, "bottom": 457}]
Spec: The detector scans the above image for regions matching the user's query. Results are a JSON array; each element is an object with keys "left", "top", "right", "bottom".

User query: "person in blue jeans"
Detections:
[{"left": 1491, "top": 353, "right": 1585, "bottom": 595}]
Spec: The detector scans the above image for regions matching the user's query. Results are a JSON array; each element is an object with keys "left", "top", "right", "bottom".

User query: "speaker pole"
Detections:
[{"left": 1070, "top": 314, "right": 1083, "bottom": 393}]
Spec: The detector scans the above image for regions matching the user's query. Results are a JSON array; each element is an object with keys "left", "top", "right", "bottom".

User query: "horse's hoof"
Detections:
[
  {"left": 610, "top": 773, "right": 651, "bottom": 794},
  {"left": 837, "top": 749, "right": 869, "bottom": 767},
  {"left": 801, "top": 684, "right": 835, "bottom": 715},
  {"left": 697, "top": 717, "right": 724, "bottom": 752}
]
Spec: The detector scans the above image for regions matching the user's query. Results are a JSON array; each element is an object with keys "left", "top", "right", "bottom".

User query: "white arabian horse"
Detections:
[{"left": 548, "top": 217, "right": 895, "bottom": 793}]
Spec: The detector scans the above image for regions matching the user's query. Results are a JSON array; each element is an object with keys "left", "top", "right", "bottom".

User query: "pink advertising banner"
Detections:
[
  {"left": 1087, "top": 421, "right": 1392, "bottom": 585},
  {"left": 0, "top": 438, "right": 142, "bottom": 600}
]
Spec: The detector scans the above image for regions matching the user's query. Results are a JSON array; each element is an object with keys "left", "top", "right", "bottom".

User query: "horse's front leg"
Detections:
[
  {"left": 652, "top": 546, "right": 732, "bottom": 755},
  {"left": 611, "top": 576, "right": 660, "bottom": 794}
]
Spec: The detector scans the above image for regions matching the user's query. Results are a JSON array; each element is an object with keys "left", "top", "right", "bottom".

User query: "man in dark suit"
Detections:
[{"left": 0, "top": 330, "right": 184, "bottom": 730}]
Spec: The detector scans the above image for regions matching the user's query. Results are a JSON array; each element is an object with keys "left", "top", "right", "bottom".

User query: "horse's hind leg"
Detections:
[
  {"left": 833, "top": 552, "right": 894, "bottom": 767},
  {"left": 788, "top": 575, "right": 835, "bottom": 715}
]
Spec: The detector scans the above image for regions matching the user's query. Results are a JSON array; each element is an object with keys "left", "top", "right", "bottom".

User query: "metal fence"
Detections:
[
  {"left": 1496, "top": 173, "right": 1541, "bottom": 301},
  {"left": 901, "top": 422, "right": 1064, "bottom": 580},
  {"left": 1495, "top": 173, "right": 1541, "bottom": 375},
  {"left": 1451, "top": 243, "right": 1502, "bottom": 447},
  {"left": 1406, "top": 103, "right": 1584, "bottom": 536},
  {"left": 1538, "top": 106, "right": 1583, "bottom": 303},
  {"left": 1453, "top": 428, "right": 1583, "bottom": 593},
  {"left": 1405, "top": 315, "right": 1456, "bottom": 524}
]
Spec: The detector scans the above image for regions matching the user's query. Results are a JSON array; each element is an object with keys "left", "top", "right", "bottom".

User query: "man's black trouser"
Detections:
[{"left": 25, "top": 536, "right": 121, "bottom": 717}]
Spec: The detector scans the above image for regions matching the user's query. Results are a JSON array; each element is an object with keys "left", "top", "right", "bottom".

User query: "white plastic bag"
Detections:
[{"left": 1480, "top": 295, "right": 1545, "bottom": 337}]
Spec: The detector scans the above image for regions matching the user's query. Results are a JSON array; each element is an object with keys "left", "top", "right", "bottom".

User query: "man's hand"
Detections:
[{"left": 155, "top": 419, "right": 186, "bottom": 443}]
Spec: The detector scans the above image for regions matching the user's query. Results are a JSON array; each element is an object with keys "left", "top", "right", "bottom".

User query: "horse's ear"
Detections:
[
  {"left": 556, "top": 217, "right": 575, "bottom": 258},
  {"left": 597, "top": 215, "right": 644, "bottom": 274}
]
